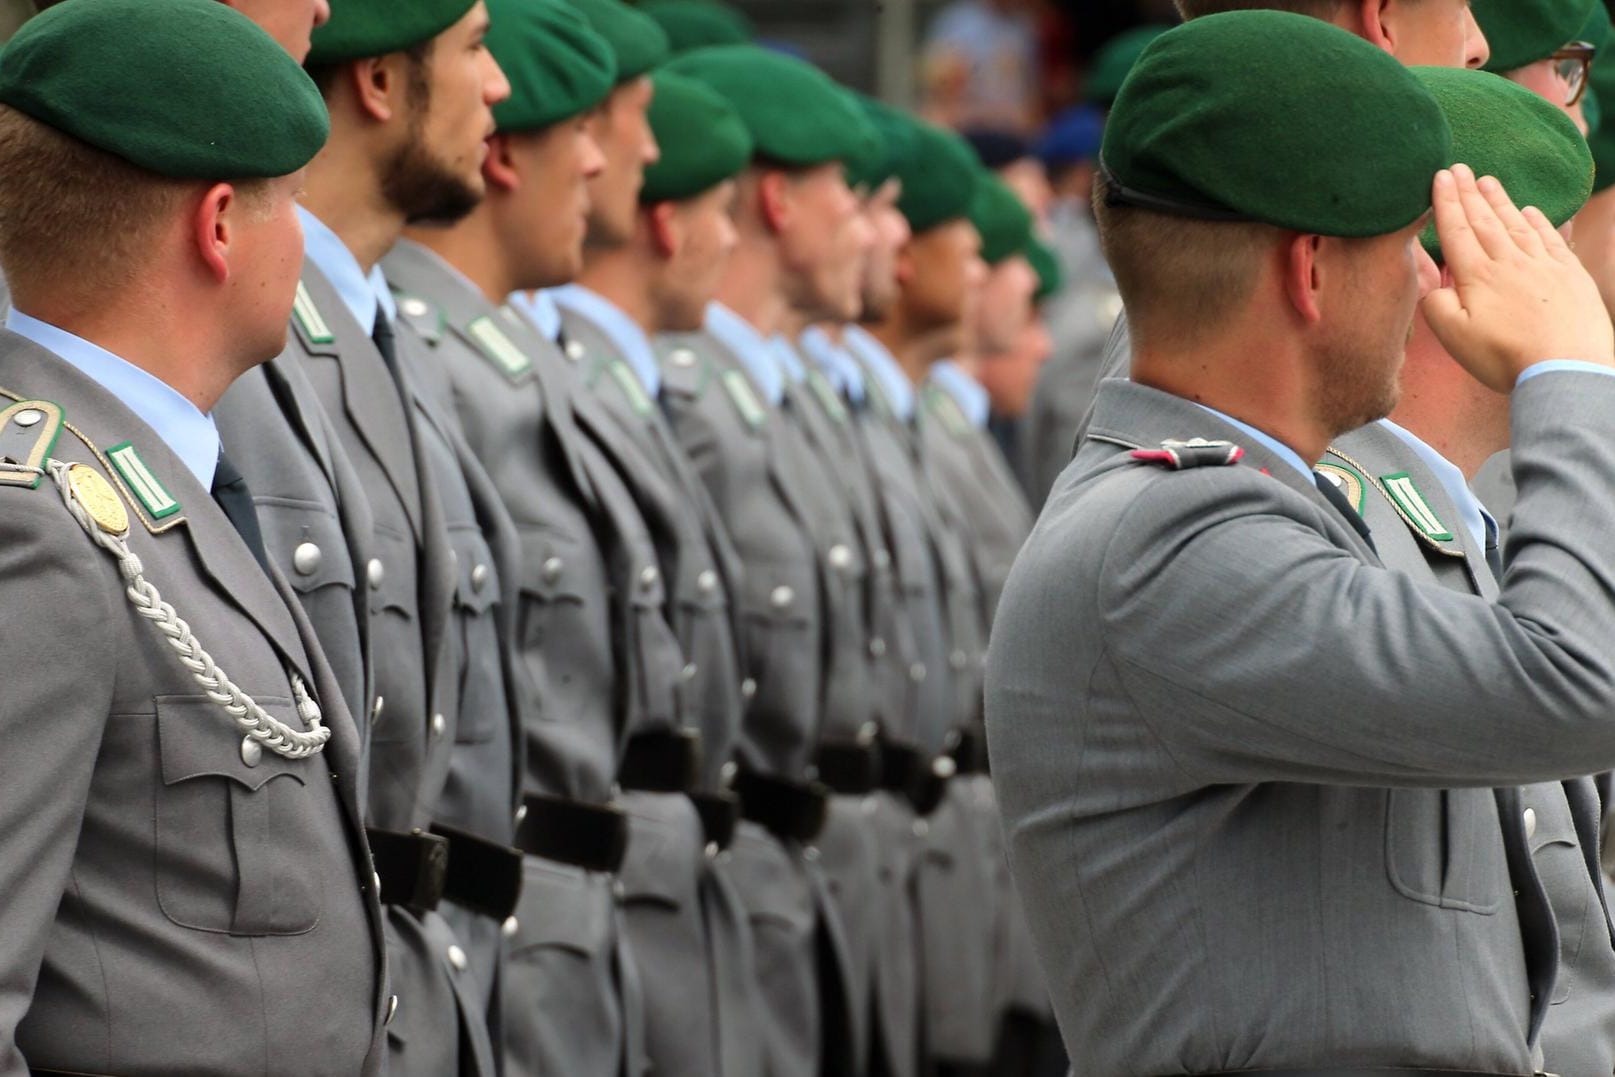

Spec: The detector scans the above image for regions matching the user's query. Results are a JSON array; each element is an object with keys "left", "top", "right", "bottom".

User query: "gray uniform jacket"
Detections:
[
  {"left": 0, "top": 336, "right": 386, "bottom": 1075},
  {"left": 1326, "top": 421, "right": 1615, "bottom": 1077},
  {"left": 272, "top": 263, "right": 490, "bottom": 1077},
  {"left": 987, "top": 372, "right": 1615, "bottom": 1073}
]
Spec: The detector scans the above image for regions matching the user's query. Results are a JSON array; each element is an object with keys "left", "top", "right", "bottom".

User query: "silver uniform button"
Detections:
[
  {"left": 912, "top": 818, "right": 930, "bottom": 839},
  {"left": 13, "top": 408, "right": 42, "bottom": 428},
  {"left": 770, "top": 585, "right": 794, "bottom": 610},
  {"left": 803, "top": 845, "right": 820, "bottom": 862},
  {"left": 292, "top": 541, "right": 322, "bottom": 576},
  {"left": 873, "top": 548, "right": 892, "bottom": 570},
  {"left": 367, "top": 558, "right": 385, "bottom": 589},
  {"left": 828, "top": 544, "right": 853, "bottom": 571},
  {"left": 502, "top": 916, "right": 520, "bottom": 938},
  {"left": 565, "top": 339, "right": 586, "bottom": 362},
  {"left": 543, "top": 557, "right": 563, "bottom": 583},
  {"left": 909, "top": 662, "right": 927, "bottom": 682},
  {"left": 931, "top": 755, "right": 957, "bottom": 780},
  {"left": 372, "top": 871, "right": 382, "bottom": 893},
  {"left": 950, "top": 650, "right": 969, "bottom": 672},
  {"left": 721, "top": 760, "right": 739, "bottom": 785},
  {"left": 858, "top": 721, "right": 878, "bottom": 745},
  {"left": 401, "top": 297, "right": 430, "bottom": 319},
  {"left": 682, "top": 663, "right": 699, "bottom": 682},
  {"left": 240, "top": 736, "right": 263, "bottom": 767},
  {"left": 869, "top": 637, "right": 887, "bottom": 659},
  {"left": 371, "top": 696, "right": 385, "bottom": 724},
  {"left": 613, "top": 880, "right": 627, "bottom": 903},
  {"left": 1523, "top": 807, "right": 1538, "bottom": 840},
  {"left": 385, "top": 995, "right": 399, "bottom": 1025},
  {"left": 471, "top": 563, "right": 489, "bottom": 592},
  {"left": 740, "top": 678, "right": 757, "bottom": 701},
  {"left": 447, "top": 944, "right": 468, "bottom": 972},
  {"left": 705, "top": 841, "right": 721, "bottom": 859},
  {"left": 431, "top": 713, "right": 447, "bottom": 738},
  {"left": 640, "top": 565, "right": 660, "bottom": 589},
  {"left": 514, "top": 803, "right": 528, "bottom": 825},
  {"left": 669, "top": 347, "right": 697, "bottom": 368},
  {"left": 697, "top": 569, "right": 718, "bottom": 594}
]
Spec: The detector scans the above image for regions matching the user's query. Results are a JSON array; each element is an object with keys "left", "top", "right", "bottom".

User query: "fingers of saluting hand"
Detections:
[
  {"left": 1475, "top": 173, "right": 1546, "bottom": 259},
  {"left": 1448, "top": 164, "right": 1514, "bottom": 262},
  {"left": 1429, "top": 167, "right": 1486, "bottom": 278}
]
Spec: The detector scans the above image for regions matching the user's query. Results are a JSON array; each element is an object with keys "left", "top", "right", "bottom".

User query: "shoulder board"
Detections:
[
  {"left": 392, "top": 292, "right": 444, "bottom": 346},
  {"left": 1379, "top": 469, "right": 1455, "bottom": 543},
  {"left": 1315, "top": 455, "right": 1368, "bottom": 516},
  {"left": 655, "top": 338, "right": 711, "bottom": 399},
  {"left": 806, "top": 370, "right": 848, "bottom": 425},
  {"left": 606, "top": 360, "right": 655, "bottom": 418},
  {"left": 1129, "top": 438, "right": 1244, "bottom": 471},
  {"left": 720, "top": 369, "right": 767, "bottom": 430},
  {"left": 290, "top": 280, "right": 336, "bottom": 347},
  {"left": 465, "top": 314, "right": 533, "bottom": 381},
  {"left": 0, "top": 398, "right": 64, "bottom": 489}
]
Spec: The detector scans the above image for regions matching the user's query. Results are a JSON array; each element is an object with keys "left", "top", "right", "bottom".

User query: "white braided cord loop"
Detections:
[{"left": 47, "top": 460, "right": 330, "bottom": 759}]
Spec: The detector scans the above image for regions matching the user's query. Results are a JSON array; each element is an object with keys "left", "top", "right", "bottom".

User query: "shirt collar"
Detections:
[
  {"left": 928, "top": 360, "right": 990, "bottom": 429},
  {"left": 843, "top": 325, "right": 915, "bottom": 420},
  {"left": 7, "top": 308, "right": 219, "bottom": 489},
  {"left": 1376, "top": 417, "right": 1493, "bottom": 554},
  {"left": 297, "top": 206, "right": 395, "bottom": 334},
  {"left": 550, "top": 284, "right": 661, "bottom": 396},
  {"left": 704, "top": 302, "right": 784, "bottom": 406},
  {"left": 509, "top": 289, "right": 562, "bottom": 343},
  {"left": 798, "top": 326, "right": 868, "bottom": 404},
  {"left": 1192, "top": 402, "right": 1313, "bottom": 482}
]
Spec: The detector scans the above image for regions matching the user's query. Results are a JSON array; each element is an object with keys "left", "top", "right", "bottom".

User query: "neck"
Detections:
[
  {"left": 300, "top": 139, "right": 406, "bottom": 273},
  {"left": 714, "top": 239, "right": 788, "bottom": 337},
  {"left": 1388, "top": 333, "right": 1509, "bottom": 480},
  {"left": 404, "top": 205, "right": 519, "bottom": 307},
  {"left": 868, "top": 311, "right": 957, "bottom": 386},
  {"left": 577, "top": 244, "right": 660, "bottom": 334}
]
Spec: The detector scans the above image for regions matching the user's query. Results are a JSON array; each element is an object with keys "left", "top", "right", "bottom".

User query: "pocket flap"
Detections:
[
  {"left": 258, "top": 499, "right": 355, "bottom": 596},
  {"left": 450, "top": 527, "right": 501, "bottom": 614},
  {"left": 740, "top": 559, "right": 815, "bottom": 628},
  {"left": 157, "top": 695, "right": 309, "bottom": 790},
  {"left": 517, "top": 527, "right": 602, "bottom": 604}
]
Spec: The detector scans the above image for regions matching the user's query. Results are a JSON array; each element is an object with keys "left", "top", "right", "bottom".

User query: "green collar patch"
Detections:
[
  {"left": 466, "top": 315, "right": 533, "bottom": 381},
  {"left": 806, "top": 370, "right": 848, "bottom": 425},
  {"left": 925, "top": 384, "right": 972, "bottom": 438},
  {"left": 0, "top": 398, "right": 64, "bottom": 489},
  {"left": 108, "top": 441, "right": 180, "bottom": 519},
  {"left": 720, "top": 368, "right": 767, "bottom": 429},
  {"left": 1315, "top": 460, "right": 1367, "bottom": 515},
  {"left": 608, "top": 360, "right": 654, "bottom": 418},
  {"left": 290, "top": 281, "right": 335, "bottom": 346},
  {"left": 1380, "top": 470, "right": 1454, "bottom": 542}
]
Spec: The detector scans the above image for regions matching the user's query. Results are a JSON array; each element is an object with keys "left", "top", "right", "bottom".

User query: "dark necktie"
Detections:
[
  {"left": 1313, "top": 470, "right": 1376, "bottom": 553},
  {"left": 212, "top": 449, "right": 270, "bottom": 573},
  {"left": 371, "top": 308, "right": 399, "bottom": 374}
]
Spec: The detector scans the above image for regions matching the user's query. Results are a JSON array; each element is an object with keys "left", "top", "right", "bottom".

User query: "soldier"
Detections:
[
  {"left": 0, "top": 0, "right": 386, "bottom": 1072},
  {"left": 1476, "top": 0, "right": 1597, "bottom": 131},
  {"left": 987, "top": 11, "right": 1615, "bottom": 1071},
  {"left": 1321, "top": 66, "right": 1615, "bottom": 1076},
  {"left": 552, "top": 68, "right": 766, "bottom": 1077},
  {"left": 650, "top": 43, "right": 878, "bottom": 1077},
  {"left": 220, "top": 1, "right": 516, "bottom": 1072}
]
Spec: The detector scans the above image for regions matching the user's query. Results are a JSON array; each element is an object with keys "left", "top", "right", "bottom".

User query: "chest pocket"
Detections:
[
  {"left": 621, "top": 557, "right": 683, "bottom": 741},
  {"left": 366, "top": 524, "right": 415, "bottom": 619},
  {"left": 1385, "top": 788, "right": 1504, "bottom": 914},
  {"left": 154, "top": 696, "right": 322, "bottom": 935},
  {"left": 517, "top": 527, "right": 613, "bottom": 726},
  {"left": 1525, "top": 785, "right": 1596, "bottom": 1004},
  {"left": 260, "top": 499, "right": 355, "bottom": 598},
  {"left": 449, "top": 525, "right": 503, "bottom": 744}
]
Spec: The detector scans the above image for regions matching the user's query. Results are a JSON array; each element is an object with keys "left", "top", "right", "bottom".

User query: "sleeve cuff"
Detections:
[{"left": 1516, "top": 359, "right": 1615, "bottom": 386}]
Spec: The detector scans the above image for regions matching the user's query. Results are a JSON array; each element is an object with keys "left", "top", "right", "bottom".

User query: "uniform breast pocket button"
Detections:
[{"left": 240, "top": 737, "right": 263, "bottom": 767}]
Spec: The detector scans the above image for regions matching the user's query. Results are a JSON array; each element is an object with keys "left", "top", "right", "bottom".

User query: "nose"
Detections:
[
  {"left": 1464, "top": 7, "right": 1490, "bottom": 70},
  {"left": 312, "top": 0, "right": 331, "bottom": 28}
]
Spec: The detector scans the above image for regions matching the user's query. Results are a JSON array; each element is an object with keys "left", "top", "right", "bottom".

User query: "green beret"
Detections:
[
  {"left": 487, "top": 0, "right": 617, "bottom": 133},
  {"left": 1102, "top": 11, "right": 1452, "bottom": 238},
  {"left": 1412, "top": 67, "right": 1592, "bottom": 260},
  {"left": 1027, "top": 237, "right": 1063, "bottom": 303},
  {"left": 641, "top": 70, "right": 751, "bottom": 202},
  {"left": 970, "top": 176, "right": 1035, "bottom": 265},
  {"left": 0, "top": 0, "right": 328, "bottom": 179},
  {"left": 1475, "top": 0, "right": 1597, "bottom": 73},
  {"left": 636, "top": 0, "right": 752, "bottom": 52},
  {"left": 565, "top": 0, "right": 670, "bottom": 81},
  {"left": 1584, "top": 62, "right": 1615, "bottom": 191},
  {"left": 665, "top": 44, "right": 876, "bottom": 168},
  {"left": 1087, "top": 25, "right": 1169, "bottom": 108},
  {"left": 308, "top": 0, "right": 477, "bottom": 65},
  {"left": 896, "top": 121, "right": 982, "bottom": 234},
  {"left": 1581, "top": 0, "right": 1613, "bottom": 51},
  {"left": 846, "top": 94, "right": 917, "bottom": 192}
]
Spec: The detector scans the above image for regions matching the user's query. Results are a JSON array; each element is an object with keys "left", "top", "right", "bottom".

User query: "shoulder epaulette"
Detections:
[
  {"left": 0, "top": 398, "right": 64, "bottom": 489},
  {"left": 1129, "top": 438, "right": 1244, "bottom": 470},
  {"left": 393, "top": 291, "right": 445, "bottom": 346},
  {"left": 464, "top": 312, "right": 534, "bottom": 381}
]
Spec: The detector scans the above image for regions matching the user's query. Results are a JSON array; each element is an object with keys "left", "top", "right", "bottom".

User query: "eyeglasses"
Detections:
[{"left": 1551, "top": 41, "right": 1596, "bottom": 108}]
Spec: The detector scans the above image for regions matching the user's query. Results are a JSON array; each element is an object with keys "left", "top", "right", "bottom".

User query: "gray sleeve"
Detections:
[{"left": 1100, "top": 371, "right": 1615, "bottom": 789}]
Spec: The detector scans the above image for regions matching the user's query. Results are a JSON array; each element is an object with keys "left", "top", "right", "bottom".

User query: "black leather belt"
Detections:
[
  {"left": 516, "top": 793, "right": 629, "bottom": 874},
  {"left": 366, "top": 826, "right": 450, "bottom": 912},
  {"left": 1192, "top": 1070, "right": 1527, "bottom": 1076},
  {"left": 734, "top": 768, "right": 829, "bottom": 843},
  {"left": 948, "top": 726, "right": 989, "bottom": 775},
  {"left": 430, "top": 821, "right": 523, "bottom": 922},
  {"left": 619, "top": 728, "right": 702, "bottom": 793},
  {"left": 878, "top": 740, "right": 922, "bottom": 793},
  {"left": 690, "top": 789, "right": 740, "bottom": 851},
  {"left": 814, "top": 738, "right": 882, "bottom": 796}
]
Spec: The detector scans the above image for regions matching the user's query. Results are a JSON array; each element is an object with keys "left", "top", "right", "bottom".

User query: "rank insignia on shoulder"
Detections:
[
  {"left": 466, "top": 315, "right": 532, "bottom": 380},
  {"left": 1380, "top": 471, "right": 1454, "bottom": 542},
  {"left": 1130, "top": 438, "right": 1244, "bottom": 470},
  {"left": 0, "top": 398, "right": 64, "bottom": 488},
  {"left": 290, "top": 281, "right": 334, "bottom": 346}
]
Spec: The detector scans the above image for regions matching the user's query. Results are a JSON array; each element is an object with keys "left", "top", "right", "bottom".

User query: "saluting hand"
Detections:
[{"left": 1422, "top": 163, "right": 1615, "bottom": 391}]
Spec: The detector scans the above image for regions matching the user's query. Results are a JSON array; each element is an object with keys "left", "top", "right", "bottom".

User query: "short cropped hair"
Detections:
[
  {"left": 1174, "top": 0, "right": 1346, "bottom": 19},
  {"left": 1092, "top": 171, "right": 1283, "bottom": 348}
]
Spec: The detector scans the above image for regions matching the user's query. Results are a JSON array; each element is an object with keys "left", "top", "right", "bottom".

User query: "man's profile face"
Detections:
[
  {"left": 1384, "top": 0, "right": 1489, "bottom": 69},
  {"left": 661, "top": 179, "right": 740, "bottom": 331},
  {"left": 226, "top": 0, "right": 330, "bottom": 62},
  {"left": 779, "top": 163, "right": 871, "bottom": 323},
  {"left": 900, "top": 217, "right": 988, "bottom": 348},
  {"left": 858, "top": 179, "right": 910, "bottom": 324},
  {"left": 506, "top": 117, "right": 605, "bottom": 287},
  {"left": 585, "top": 76, "right": 659, "bottom": 247},
  {"left": 974, "top": 254, "right": 1038, "bottom": 355},
  {"left": 228, "top": 170, "right": 310, "bottom": 367},
  {"left": 1507, "top": 58, "right": 1588, "bottom": 134}
]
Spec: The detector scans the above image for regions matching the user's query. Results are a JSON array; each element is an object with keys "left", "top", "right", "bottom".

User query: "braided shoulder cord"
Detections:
[{"left": 46, "top": 459, "right": 330, "bottom": 759}]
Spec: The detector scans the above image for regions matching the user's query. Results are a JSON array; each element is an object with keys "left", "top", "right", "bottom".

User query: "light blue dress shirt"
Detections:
[
  {"left": 704, "top": 302, "right": 784, "bottom": 406},
  {"left": 1516, "top": 358, "right": 1615, "bottom": 384},
  {"left": 1192, "top": 403, "right": 1313, "bottom": 482},
  {"left": 297, "top": 205, "right": 396, "bottom": 334},
  {"left": 928, "top": 360, "right": 991, "bottom": 430},
  {"left": 843, "top": 325, "right": 915, "bottom": 421},
  {"left": 768, "top": 335, "right": 808, "bottom": 385},
  {"left": 798, "top": 326, "right": 868, "bottom": 404},
  {"left": 6, "top": 309, "right": 219, "bottom": 489},
  {"left": 550, "top": 284, "right": 662, "bottom": 397},
  {"left": 511, "top": 289, "right": 563, "bottom": 343}
]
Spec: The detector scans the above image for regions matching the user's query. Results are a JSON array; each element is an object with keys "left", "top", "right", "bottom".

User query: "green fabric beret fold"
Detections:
[
  {"left": 1027, "top": 237, "right": 1063, "bottom": 302},
  {"left": 1580, "top": 0, "right": 1613, "bottom": 51},
  {"left": 969, "top": 176, "right": 1035, "bottom": 265},
  {"left": 0, "top": 0, "right": 328, "bottom": 179},
  {"left": 1412, "top": 66, "right": 1592, "bottom": 260},
  {"left": 308, "top": 0, "right": 477, "bottom": 64},
  {"left": 1086, "top": 25, "right": 1169, "bottom": 107},
  {"left": 665, "top": 44, "right": 876, "bottom": 168},
  {"left": 1588, "top": 60, "right": 1615, "bottom": 191},
  {"left": 636, "top": 0, "right": 753, "bottom": 52},
  {"left": 565, "top": 0, "right": 670, "bottom": 81},
  {"left": 846, "top": 94, "right": 917, "bottom": 192},
  {"left": 487, "top": 0, "right": 617, "bottom": 133},
  {"left": 1475, "top": 0, "right": 1597, "bottom": 73},
  {"left": 641, "top": 70, "right": 752, "bottom": 202},
  {"left": 896, "top": 120, "right": 982, "bottom": 233},
  {"left": 1101, "top": 11, "right": 1451, "bottom": 238}
]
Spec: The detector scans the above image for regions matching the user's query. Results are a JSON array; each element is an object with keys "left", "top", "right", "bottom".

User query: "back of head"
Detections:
[
  {"left": 1473, "top": 0, "right": 1596, "bottom": 73},
  {"left": 1173, "top": 0, "right": 1343, "bottom": 19}
]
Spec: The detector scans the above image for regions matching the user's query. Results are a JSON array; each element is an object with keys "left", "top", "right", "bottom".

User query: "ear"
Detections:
[
  {"left": 191, "top": 183, "right": 237, "bottom": 285},
  {"left": 350, "top": 54, "right": 407, "bottom": 124},
  {"left": 1282, "top": 233, "right": 1325, "bottom": 325},
  {"left": 649, "top": 202, "right": 681, "bottom": 259},
  {"left": 894, "top": 239, "right": 918, "bottom": 287},
  {"left": 756, "top": 169, "right": 793, "bottom": 237},
  {"left": 484, "top": 132, "right": 521, "bottom": 192},
  {"left": 1356, "top": 0, "right": 1397, "bottom": 56}
]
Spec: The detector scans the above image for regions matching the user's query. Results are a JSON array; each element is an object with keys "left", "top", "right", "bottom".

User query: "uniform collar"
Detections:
[
  {"left": 769, "top": 334, "right": 808, "bottom": 384},
  {"left": 1376, "top": 417, "right": 1493, "bottom": 554},
  {"left": 6, "top": 308, "right": 219, "bottom": 489},
  {"left": 798, "top": 326, "right": 868, "bottom": 404},
  {"left": 297, "top": 205, "right": 395, "bottom": 335},
  {"left": 550, "top": 284, "right": 661, "bottom": 396},
  {"left": 843, "top": 325, "right": 915, "bottom": 420},
  {"left": 1190, "top": 403, "right": 1312, "bottom": 483},
  {"left": 928, "top": 360, "right": 990, "bottom": 429},
  {"left": 704, "top": 301, "right": 783, "bottom": 406},
  {"left": 509, "top": 288, "right": 563, "bottom": 343}
]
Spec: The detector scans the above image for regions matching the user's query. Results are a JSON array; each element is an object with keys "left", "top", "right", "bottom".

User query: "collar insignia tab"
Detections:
[
  {"left": 108, "top": 441, "right": 180, "bottom": 520},
  {"left": 1380, "top": 471, "right": 1454, "bottom": 542}
]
